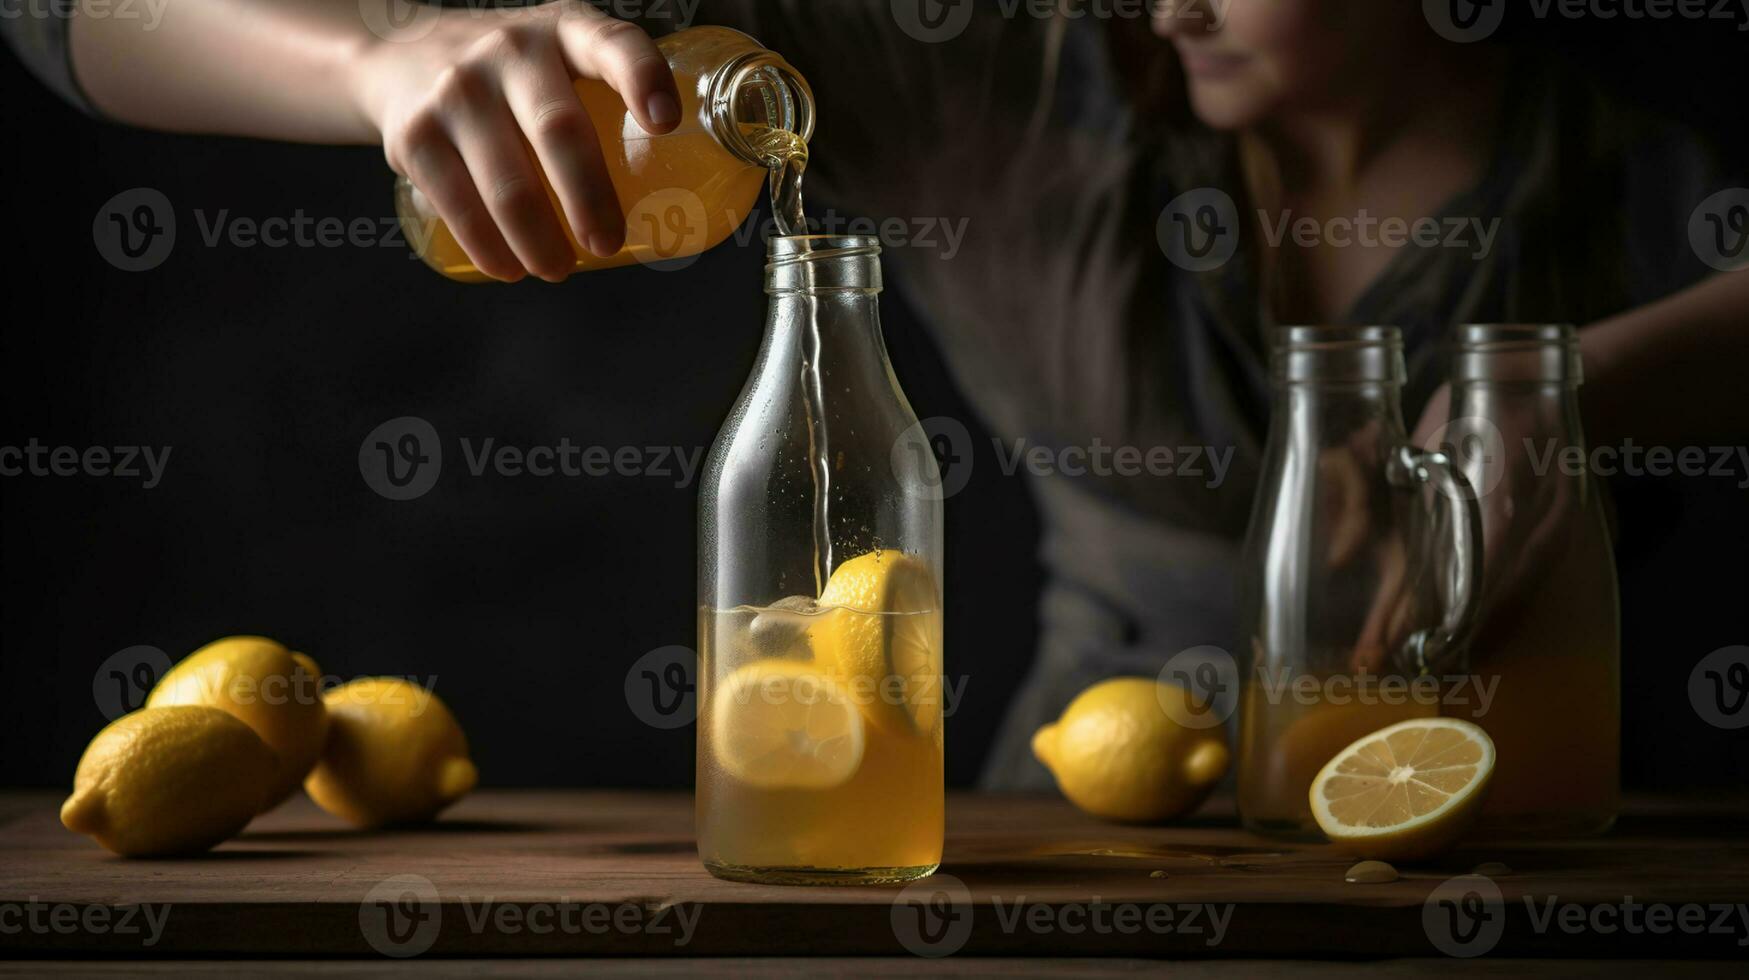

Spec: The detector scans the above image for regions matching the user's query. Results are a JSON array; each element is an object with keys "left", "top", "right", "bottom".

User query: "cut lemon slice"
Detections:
[
  {"left": 710, "top": 661, "right": 864, "bottom": 790},
  {"left": 813, "top": 550, "right": 943, "bottom": 737},
  {"left": 1309, "top": 717, "right": 1495, "bottom": 861}
]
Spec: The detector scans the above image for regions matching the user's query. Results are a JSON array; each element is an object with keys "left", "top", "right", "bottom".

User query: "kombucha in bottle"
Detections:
[
  {"left": 395, "top": 26, "right": 812, "bottom": 280},
  {"left": 696, "top": 236, "right": 945, "bottom": 885}
]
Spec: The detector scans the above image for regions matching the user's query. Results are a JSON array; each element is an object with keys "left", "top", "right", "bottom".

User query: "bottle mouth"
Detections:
[
  {"left": 1451, "top": 324, "right": 1582, "bottom": 384},
  {"left": 766, "top": 236, "right": 881, "bottom": 294},
  {"left": 1270, "top": 326, "right": 1405, "bottom": 385},
  {"left": 709, "top": 51, "right": 815, "bottom": 166}
]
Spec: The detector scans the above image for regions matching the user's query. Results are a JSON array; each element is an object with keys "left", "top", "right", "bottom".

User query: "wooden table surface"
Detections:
[{"left": 2, "top": 790, "right": 1746, "bottom": 961}]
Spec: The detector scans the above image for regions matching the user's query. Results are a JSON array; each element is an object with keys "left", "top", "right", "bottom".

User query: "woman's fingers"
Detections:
[
  {"left": 400, "top": 135, "right": 524, "bottom": 283},
  {"left": 440, "top": 66, "right": 577, "bottom": 282},
  {"left": 502, "top": 44, "right": 624, "bottom": 257},
  {"left": 556, "top": 12, "right": 681, "bottom": 136},
  {"left": 375, "top": 7, "right": 675, "bottom": 278}
]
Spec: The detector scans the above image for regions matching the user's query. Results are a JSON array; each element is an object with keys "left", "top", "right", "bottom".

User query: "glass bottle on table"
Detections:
[
  {"left": 1437, "top": 324, "right": 1620, "bottom": 837},
  {"left": 1237, "top": 326, "right": 1484, "bottom": 837},
  {"left": 696, "top": 236, "right": 945, "bottom": 885},
  {"left": 395, "top": 26, "right": 813, "bottom": 281}
]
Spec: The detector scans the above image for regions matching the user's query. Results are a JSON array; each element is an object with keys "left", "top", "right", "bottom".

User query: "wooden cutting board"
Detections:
[{"left": 2, "top": 791, "right": 1746, "bottom": 958}]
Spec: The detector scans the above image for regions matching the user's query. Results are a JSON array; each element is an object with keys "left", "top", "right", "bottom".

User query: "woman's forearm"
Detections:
[
  {"left": 1580, "top": 272, "right": 1749, "bottom": 448},
  {"left": 64, "top": 1, "right": 692, "bottom": 282},
  {"left": 69, "top": 0, "right": 382, "bottom": 143}
]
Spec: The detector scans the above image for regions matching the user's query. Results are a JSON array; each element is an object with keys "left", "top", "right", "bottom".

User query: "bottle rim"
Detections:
[
  {"left": 1451, "top": 323, "right": 1583, "bottom": 385},
  {"left": 766, "top": 235, "right": 881, "bottom": 294},
  {"left": 708, "top": 50, "right": 815, "bottom": 166},
  {"left": 1269, "top": 325, "right": 1406, "bottom": 385}
]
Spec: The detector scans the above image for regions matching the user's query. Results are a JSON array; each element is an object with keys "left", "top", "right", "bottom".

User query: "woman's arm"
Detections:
[
  {"left": 1578, "top": 271, "right": 1749, "bottom": 448},
  {"left": 70, "top": 0, "right": 383, "bottom": 143},
  {"left": 64, "top": 0, "right": 685, "bottom": 282}
]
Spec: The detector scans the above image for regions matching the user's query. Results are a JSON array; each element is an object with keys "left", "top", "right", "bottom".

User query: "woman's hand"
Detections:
[{"left": 350, "top": 2, "right": 680, "bottom": 281}]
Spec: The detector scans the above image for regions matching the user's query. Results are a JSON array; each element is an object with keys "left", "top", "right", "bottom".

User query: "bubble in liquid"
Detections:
[{"left": 749, "top": 595, "right": 821, "bottom": 658}]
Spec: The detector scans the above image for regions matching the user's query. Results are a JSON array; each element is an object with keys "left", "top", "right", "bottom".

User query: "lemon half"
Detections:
[
  {"left": 812, "top": 550, "right": 943, "bottom": 737},
  {"left": 710, "top": 661, "right": 865, "bottom": 790},
  {"left": 1309, "top": 717, "right": 1495, "bottom": 861}
]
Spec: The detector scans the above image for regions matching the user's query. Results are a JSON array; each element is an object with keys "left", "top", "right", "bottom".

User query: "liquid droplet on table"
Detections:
[{"left": 1345, "top": 860, "right": 1399, "bottom": 883}]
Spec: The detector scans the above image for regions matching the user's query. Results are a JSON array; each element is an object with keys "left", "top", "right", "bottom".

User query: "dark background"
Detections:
[{"left": 2, "top": 8, "right": 1746, "bottom": 791}]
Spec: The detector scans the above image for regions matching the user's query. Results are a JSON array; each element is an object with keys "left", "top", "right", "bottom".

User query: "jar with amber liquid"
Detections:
[{"left": 1438, "top": 324, "right": 1620, "bottom": 837}]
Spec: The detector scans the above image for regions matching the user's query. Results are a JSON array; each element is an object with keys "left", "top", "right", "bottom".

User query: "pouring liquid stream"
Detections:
[{"left": 750, "top": 127, "right": 831, "bottom": 594}]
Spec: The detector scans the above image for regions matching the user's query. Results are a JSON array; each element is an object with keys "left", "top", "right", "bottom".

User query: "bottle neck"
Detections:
[
  {"left": 1451, "top": 382, "right": 1585, "bottom": 439},
  {"left": 708, "top": 53, "right": 814, "bottom": 167},
  {"left": 760, "top": 236, "right": 896, "bottom": 408},
  {"left": 1450, "top": 325, "right": 1590, "bottom": 467},
  {"left": 1270, "top": 382, "right": 1409, "bottom": 454}
]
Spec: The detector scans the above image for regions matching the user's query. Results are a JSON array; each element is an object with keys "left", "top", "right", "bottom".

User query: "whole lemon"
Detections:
[
  {"left": 61, "top": 706, "right": 279, "bottom": 857},
  {"left": 146, "top": 635, "right": 328, "bottom": 811},
  {"left": 1032, "top": 677, "right": 1230, "bottom": 823},
  {"left": 304, "top": 678, "right": 477, "bottom": 828}
]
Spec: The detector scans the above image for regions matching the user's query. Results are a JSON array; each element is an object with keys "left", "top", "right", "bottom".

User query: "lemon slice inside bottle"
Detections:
[
  {"left": 1309, "top": 717, "right": 1496, "bottom": 860},
  {"left": 710, "top": 661, "right": 864, "bottom": 790},
  {"left": 811, "top": 550, "right": 943, "bottom": 737}
]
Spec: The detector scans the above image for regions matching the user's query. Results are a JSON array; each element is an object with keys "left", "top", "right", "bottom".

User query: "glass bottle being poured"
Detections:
[{"left": 395, "top": 26, "right": 814, "bottom": 281}]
